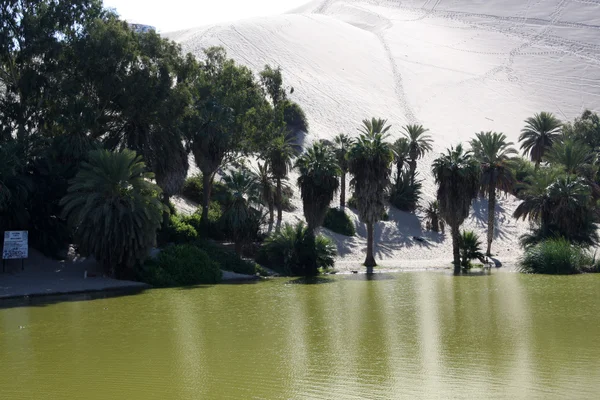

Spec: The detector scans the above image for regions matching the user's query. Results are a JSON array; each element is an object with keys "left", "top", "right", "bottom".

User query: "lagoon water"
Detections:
[{"left": 1, "top": 271, "right": 599, "bottom": 399}]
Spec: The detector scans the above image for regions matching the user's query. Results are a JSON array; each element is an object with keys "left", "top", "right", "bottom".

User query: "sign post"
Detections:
[{"left": 2, "top": 231, "right": 28, "bottom": 273}]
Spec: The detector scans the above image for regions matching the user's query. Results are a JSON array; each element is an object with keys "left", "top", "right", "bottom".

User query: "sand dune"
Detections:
[{"left": 167, "top": 1, "right": 600, "bottom": 268}]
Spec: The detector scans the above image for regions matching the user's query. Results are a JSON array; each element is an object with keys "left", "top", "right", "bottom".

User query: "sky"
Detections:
[{"left": 103, "top": 0, "right": 311, "bottom": 32}]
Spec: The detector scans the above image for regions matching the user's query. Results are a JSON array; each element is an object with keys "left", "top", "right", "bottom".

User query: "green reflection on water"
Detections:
[{"left": 1, "top": 271, "right": 598, "bottom": 399}]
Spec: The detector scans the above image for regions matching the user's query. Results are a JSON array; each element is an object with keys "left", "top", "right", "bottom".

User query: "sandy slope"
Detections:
[{"left": 166, "top": 1, "right": 600, "bottom": 268}]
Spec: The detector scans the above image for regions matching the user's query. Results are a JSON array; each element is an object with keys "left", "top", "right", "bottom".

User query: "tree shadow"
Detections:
[
  {"left": 342, "top": 272, "right": 397, "bottom": 281},
  {"left": 0, "top": 287, "right": 148, "bottom": 310},
  {"left": 470, "top": 197, "right": 511, "bottom": 241},
  {"left": 285, "top": 276, "right": 335, "bottom": 285}
]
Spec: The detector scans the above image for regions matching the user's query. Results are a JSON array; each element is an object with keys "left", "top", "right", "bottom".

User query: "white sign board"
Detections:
[{"left": 2, "top": 231, "right": 28, "bottom": 260}]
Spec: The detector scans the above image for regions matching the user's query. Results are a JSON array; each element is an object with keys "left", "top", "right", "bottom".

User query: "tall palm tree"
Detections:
[
  {"left": 254, "top": 162, "right": 276, "bottom": 233},
  {"left": 403, "top": 124, "right": 433, "bottom": 183},
  {"left": 432, "top": 144, "right": 480, "bottom": 273},
  {"left": 221, "top": 168, "right": 262, "bottom": 255},
  {"left": 519, "top": 112, "right": 562, "bottom": 168},
  {"left": 469, "top": 131, "right": 517, "bottom": 256},
  {"left": 359, "top": 117, "right": 392, "bottom": 136},
  {"left": 60, "top": 149, "right": 164, "bottom": 278},
  {"left": 333, "top": 133, "right": 354, "bottom": 209},
  {"left": 513, "top": 173, "right": 597, "bottom": 246},
  {"left": 348, "top": 119, "right": 394, "bottom": 273},
  {"left": 391, "top": 137, "right": 410, "bottom": 184},
  {"left": 265, "top": 129, "right": 297, "bottom": 230},
  {"left": 296, "top": 141, "right": 341, "bottom": 233}
]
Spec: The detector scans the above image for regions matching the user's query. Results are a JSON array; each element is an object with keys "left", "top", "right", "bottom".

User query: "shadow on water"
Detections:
[
  {"left": 0, "top": 287, "right": 149, "bottom": 310},
  {"left": 342, "top": 272, "right": 397, "bottom": 281},
  {"left": 285, "top": 276, "right": 336, "bottom": 285}
]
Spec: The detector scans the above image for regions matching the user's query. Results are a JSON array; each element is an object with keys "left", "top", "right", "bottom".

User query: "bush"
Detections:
[
  {"left": 389, "top": 171, "right": 422, "bottom": 212},
  {"left": 181, "top": 174, "right": 231, "bottom": 205},
  {"left": 458, "top": 230, "right": 485, "bottom": 270},
  {"left": 519, "top": 238, "right": 593, "bottom": 274},
  {"left": 283, "top": 100, "right": 309, "bottom": 132},
  {"left": 258, "top": 222, "right": 336, "bottom": 276},
  {"left": 138, "top": 244, "right": 222, "bottom": 287},
  {"left": 323, "top": 208, "right": 355, "bottom": 236},
  {"left": 195, "top": 240, "right": 262, "bottom": 275},
  {"left": 163, "top": 215, "right": 198, "bottom": 243}
]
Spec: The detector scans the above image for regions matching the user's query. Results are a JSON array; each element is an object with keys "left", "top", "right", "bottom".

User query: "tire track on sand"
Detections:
[{"left": 376, "top": 31, "right": 418, "bottom": 124}]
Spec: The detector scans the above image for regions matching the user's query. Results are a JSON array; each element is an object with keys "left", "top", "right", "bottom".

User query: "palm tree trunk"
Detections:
[
  {"left": 395, "top": 162, "right": 402, "bottom": 186},
  {"left": 340, "top": 172, "right": 346, "bottom": 209},
  {"left": 201, "top": 173, "right": 213, "bottom": 226},
  {"left": 276, "top": 177, "right": 283, "bottom": 231},
  {"left": 365, "top": 222, "right": 376, "bottom": 273},
  {"left": 486, "top": 183, "right": 497, "bottom": 256},
  {"left": 305, "top": 227, "right": 318, "bottom": 277},
  {"left": 451, "top": 224, "right": 461, "bottom": 274},
  {"left": 161, "top": 193, "right": 171, "bottom": 228},
  {"left": 409, "top": 159, "right": 417, "bottom": 184},
  {"left": 268, "top": 201, "right": 274, "bottom": 233}
]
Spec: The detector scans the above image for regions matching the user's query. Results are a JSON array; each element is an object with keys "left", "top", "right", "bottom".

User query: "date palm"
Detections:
[
  {"left": 391, "top": 137, "right": 410, "bottom": 184},
  {"left": 349, "top": 118, "right": 394, "bottom": 272},
  {"left": 60, "top": 149, "right": 165, "bottom": 278},
  {"left": 403, "top": 124, "right": 433, "bottom": 183},
  {"left": 266, "top": 129, "right": 298, "bottom": 231},
  {"left": 432, "top": 144, "right": 480, "bottom": 273},
  {"left": 333, "top": 133, "right": 354, "bottom": 209},
  {"left": 519, "top": 112, "right": 562, "bottom": 168},
  {"left": 470, "top": 131, "right": 517, "bottom": 256},
  {"left": 546, "top": 138, "right": 593, "bottom": 175},
  {"left": 221, "top": 168, "right": 262, "bottom": 255}
]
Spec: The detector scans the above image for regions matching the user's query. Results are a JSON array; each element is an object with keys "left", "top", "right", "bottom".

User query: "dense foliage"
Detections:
[
  {"left": 518, "top": 238, "right": 593, "bottom": 275},
  {"left": 323, "top": 208, "right": 356, "bottom": 237},
  {"left": 139, "top": 244, "right": 222, "bottom": 287}
]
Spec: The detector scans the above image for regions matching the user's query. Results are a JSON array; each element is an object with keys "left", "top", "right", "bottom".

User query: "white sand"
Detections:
[{"left": 167, "top": 1, "right": 600, "bottom": 269}]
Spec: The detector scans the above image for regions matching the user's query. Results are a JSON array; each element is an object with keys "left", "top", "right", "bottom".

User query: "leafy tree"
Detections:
[
  {"left": 513, "top": 174, "right": 598, "bottom": 246},
  {"left": 0, "top": 141, "right": 31, "bottom": 232},
  {"left": 260, "top": 65, "right": 287, "bottom": 107},
  {"left": 282, "top": 100, "right": 309, "bottom": 132},
  {"left": 348, "top": 118, "right": 394, "bottom": 272},
  {"left": 60, "top": 149, "right": 164, "bottom": 278},
  {"left": 470, "top": 131, "right": 517, "bottom": 255},
  {"left": 432, "top": 144, "right": 480, "bottom": 273},
  {"left": 186, "top": 47, "right": 268, "bottom": 226},
  {"left": 562, "top": 109, "right": 600, "bottom": 151},
  {"left": 220, "top": 168, "right": 262, "bottom": 256},
  {"left": 403, "top": 124, "right": 433, "bottom": 184},
  {"left": 519, "top": 112, "right": 562, "bottom": 168},
  {"left": 333, "top": 133, "right": 353, "bottom": 209}
]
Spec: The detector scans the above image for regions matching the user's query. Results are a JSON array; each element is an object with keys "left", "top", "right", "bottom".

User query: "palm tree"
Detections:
[
  {"left": 60, "top": 149, "right": 165, "bottom": 278},
  {"left": 348, "top": 118, "right": 394, "bottom": 272},
  {"left": 254, "top": 162, "right": 276, "bottom": 232},
  {"left": 403, "top": 124, "right": 433, "bottom": 183},
  {"left": 432, "top": 144, "right": 480, "bottom": 273},
  {"left": 513, "top": 173, "right": 597, "bottom": 246},
  {"left": 469, "top": 131, "right": 517, "bottom": 256},
  {"left": 391, "top": 137, "right": 410, "bottom": 184},
  {"left": 424, "top": 200, "right": 441, "bottom": 233},
  {"left": 265, "top": 129, "right": 297, "bottom": 230},
  {"left": 221, "top": 168, "right": 262, "bottom": 256},
  {"left": 296, "top": 141, "right": 341, "bottom": 233},
  {"left": 458, "top": 230, "right": 485, "bottom": 269},
  {"left": 546, "top": 138, "right": 593, "bottom": 175},
  {"left": 333, "top": 133, "right": 354, "bottom": 209},
  {"left": 519, "top": 112, "right": 562, "bottom": 168}
]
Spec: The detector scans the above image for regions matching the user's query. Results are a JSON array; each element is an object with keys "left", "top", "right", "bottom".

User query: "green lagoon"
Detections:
[{"left": 1, "top": 271, "right": 599, "bottom": 399}]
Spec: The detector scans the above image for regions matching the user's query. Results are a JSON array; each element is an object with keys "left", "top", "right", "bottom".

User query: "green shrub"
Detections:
[
  {"left": 181, "top": 203, "right": 226, "bottom": 240},
  {"left": 164, "top": 215, "right": 198, "bottom": 243},
  {"left": 323, "top": 208, "right": 355, "bottom": 236},
  {"left": 258, "top": 222, "right": 336, "bottom": 276},
  {"left": 181, "top": 174, "right": 231, "bottom": 205},
  {"left": 519, "top": 238, "right": 593, "bottom": 274},
  {"left": 138, "top": 244, "right": 222, "bottom": 287},
  {"left": 389, "top": 172, "right": 422, "bottom": 212},
  {"left": 195, "top": 240, "right": 261, "bottom": 275},
  {"left": 458, "top": 230, "right": 485, "bottom": 270}
]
